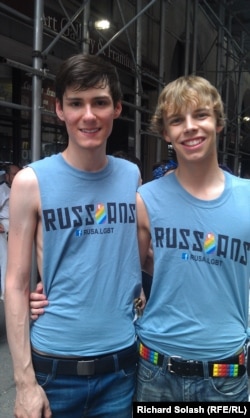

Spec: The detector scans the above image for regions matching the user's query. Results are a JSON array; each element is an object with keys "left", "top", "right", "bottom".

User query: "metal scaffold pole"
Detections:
[
  {"left": 156, "top": 0, "right": 166, "bottom": 162},
  {"left": 135, "top": 0, "right": 142, "bottom": 161},
  {"left": 184, "top": 0, "right": 191, "bottom": 76},
  {"left": 31, "top": 0, "right": 44, "bottom": 163},
  {"left": 191, "top": 0, "right": 198, "bottom": 74},
  {"left": 30, "top": 0, "right": 44, "bottom": 289},
  {"left": 82, "top": 0, "right": 90, "bottom": 54}
]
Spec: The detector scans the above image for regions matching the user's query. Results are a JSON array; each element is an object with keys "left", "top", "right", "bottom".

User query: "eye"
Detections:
[
  {"left": 95, "top": 99, "right": 110, "bottom": 107},
  {"left": 71, "top": 101, "right": 81, "bottom": 107},
  {"left": 196, "top": 111, "right": 209, "bottom": 119},
  {"left": 67, "top": 100, "right": 81, "bottom": 108},
  {"left": 195, "top": 107, "right": 213, "bottom": 119},
  {"left": 168, "top": 116, "right": 182, "bottom": 125}
]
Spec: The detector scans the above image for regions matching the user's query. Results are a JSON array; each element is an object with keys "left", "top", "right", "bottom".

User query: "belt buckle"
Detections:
[
  {"left": 77, "top": 360, "right": 95, "bottom": 376},
  {"left": 167, "top": 356, "right": 181, "bottom": 373}
]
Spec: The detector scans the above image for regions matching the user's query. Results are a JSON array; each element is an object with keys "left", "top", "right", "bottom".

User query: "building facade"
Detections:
[{"left": 0, "top": 0, "right": 250, "bottom": 181}]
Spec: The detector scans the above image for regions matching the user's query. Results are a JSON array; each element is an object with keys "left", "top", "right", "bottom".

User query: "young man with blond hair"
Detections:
[{"left": 136, "top": 75, "right": 249, "bottom": 402}]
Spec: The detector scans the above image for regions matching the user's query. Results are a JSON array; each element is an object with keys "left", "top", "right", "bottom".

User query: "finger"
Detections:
[
  {"left": 30, "top": 307, "right": 45, "bottom": 321},
  {"left": 35, "top": 281, "right": 44, "bottom": 293},
  {"left": 44, "top": 404, "right": 52, "bottom": 418},
  {"left": 30, "top": 299, "right": 48, "bottom": 308},
  {"left": 30, "top": 314, "right": 39, "bottom": 320},
  {"left": 29, "top": 292, "right": 47, "bottom": 302}
]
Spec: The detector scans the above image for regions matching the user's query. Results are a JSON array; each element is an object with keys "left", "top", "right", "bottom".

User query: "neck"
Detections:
[
  {"left": 175, "top": 161, "right": 225, "bottom": 200},
  {"left": 62, "top": 147, "right": 108, "bottom": 172}
]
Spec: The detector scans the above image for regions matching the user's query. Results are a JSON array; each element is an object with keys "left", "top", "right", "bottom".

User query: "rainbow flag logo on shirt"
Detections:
[
  {"left": 204, "top": 232, "right": 216, "bottom": 254},
  {"left": 95, "top": 203, "right": 107, "bottom": 224}
]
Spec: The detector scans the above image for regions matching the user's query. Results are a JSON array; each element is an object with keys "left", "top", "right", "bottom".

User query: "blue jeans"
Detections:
[
  {"left": 136, "top": 357, "right": 248, "bottom": 402},
  {"left": 34, "top": 355, "right": 136, "bottom": 417}
]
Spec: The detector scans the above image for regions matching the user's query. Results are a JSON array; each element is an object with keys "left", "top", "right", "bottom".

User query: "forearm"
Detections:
[
  {"left": 5, "top": 287, "right": 36, "bottom": 387},
  {"left": 142, "top": 254, "right": 153, "bottom": 276}
]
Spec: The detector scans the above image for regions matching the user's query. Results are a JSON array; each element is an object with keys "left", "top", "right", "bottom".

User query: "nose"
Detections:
[
  {"left": 184, "top": 115, "right": 197, "bottom": 132},
  {"left": 83, "top": 104, "right": 96, "bottom": 120}
]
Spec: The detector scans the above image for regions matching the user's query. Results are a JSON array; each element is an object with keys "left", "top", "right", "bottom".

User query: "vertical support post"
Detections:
[
  {"left": 222, "top": 15, "right": 232, "bottom": 165},
  {"left": 191, "top": 0, "right": 198, "bottom": 74},
  {"left": 31, "top": 0, "right": 44, "bottom": 163},
  {"left": 135, "top": 0, "right": 142, "bottom": 160},
  {"left": 234, "top": 33, "right": 244, "bottom": 175},
  {"left": 82, "top": 0, "right": 90, "bottom": 53},
  {"left": 215, "top": 2, "right": 225, "bottom": 159},
  {"left": 216, "top": 2, "right": 225, "bottom": 92},
  {"left": 30, "top": 0, "right": 44, "bottom": 289},
  {"left": 184, "top": 0, "right": 191, "bottom": 75},
  {"left": 156, "top": 0, "right": 166, "bottom": 162}
]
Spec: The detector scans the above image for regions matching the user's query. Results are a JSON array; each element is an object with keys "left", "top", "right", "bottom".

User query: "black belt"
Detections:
[
  {"left": 139, "top": 342, "right": 246, "bottom": 378},
  {"left": 32, "top": 343, "right": 138, "bottom": 376}
]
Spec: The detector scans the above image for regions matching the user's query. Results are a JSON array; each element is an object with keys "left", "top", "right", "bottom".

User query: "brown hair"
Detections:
[{"left": 56, "top": 54, "right": 123, "bottom": 107}]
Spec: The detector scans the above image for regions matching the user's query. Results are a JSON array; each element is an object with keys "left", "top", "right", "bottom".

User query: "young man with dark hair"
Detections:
[{"left": 5, "top": 54, "right": 141, "bottom": 418}]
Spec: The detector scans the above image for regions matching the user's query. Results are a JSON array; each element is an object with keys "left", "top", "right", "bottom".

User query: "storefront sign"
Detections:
[{"left": 43, "top": 14, "right": 134, "bottom": 71}]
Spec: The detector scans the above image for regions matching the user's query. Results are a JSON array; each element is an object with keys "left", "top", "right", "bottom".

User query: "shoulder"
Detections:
[
  {"left": 138, "top": 176, "right": 165, "bottom": 191},
  {"left": 110, "top": 155, "right": 137, "bottom": 169},
  {"left": 29, "top": 154, "right": 60, "bottom": 171},
  {"left": 109, "top": 155, "right": 141, "bottom": 179},
  {"left": 229, "top": 174, "right": 250, "bottom": 196},
  {"left": 11, "top": 166, "right": 38, "bottom": 194},
  {"left": 9, "top": 167, "right": 41, "bottom": 216},
  {"left": 230, "top": 173, "right": 250, "bottom": 185}
]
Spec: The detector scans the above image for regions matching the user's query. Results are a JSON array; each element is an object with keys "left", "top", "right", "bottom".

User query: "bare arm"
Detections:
[
  {"left": 142, "top": 243, "right": 154, "bottom": 276},
  {"left": 4, "top": 168, "right": 51, "bottom": 418},
  {"left": 136, "top": 192, "right": 152, "bottom": 272}
]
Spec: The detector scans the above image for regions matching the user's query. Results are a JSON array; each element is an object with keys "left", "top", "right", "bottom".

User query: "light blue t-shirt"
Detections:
[
  {"left": 30, "top": 154, "right": 141, "bottom": 356},
  {"left": 136, "top": 171, "right": 250, "bottom": 361}
]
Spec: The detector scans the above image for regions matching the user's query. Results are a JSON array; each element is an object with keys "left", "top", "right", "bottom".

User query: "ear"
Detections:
[
  {"left": 113, "top": 101, "right": 122, "bottom": 119},
  {"left": 163, "top": 128, "right": 172, "bottom": 143},
  {"left": 216, "top": 125, "right": 224, "bottom": 134},
  {"left": 55, "top": 99, "right": 65, "bottom": 122}
]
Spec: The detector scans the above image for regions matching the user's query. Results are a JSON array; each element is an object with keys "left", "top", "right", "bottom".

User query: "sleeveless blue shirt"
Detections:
[
  {"left": 136, "top": 172, "right": 250, "bottom": 360},
  {"left": 30, "top": 154, "right": 141, "bottom": 356}
]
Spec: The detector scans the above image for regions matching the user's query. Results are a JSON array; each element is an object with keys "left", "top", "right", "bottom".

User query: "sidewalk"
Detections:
[{"left": 0, "top": 299, "right": 15, "bottom": 418}]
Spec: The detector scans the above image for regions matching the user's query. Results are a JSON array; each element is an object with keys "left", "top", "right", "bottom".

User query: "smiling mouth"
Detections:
[
  {"left": 81, "top": 128, "right": 100, "bottom": 134},
  {"left": 182, "top": 138, "right": 204, "bottom": 147}
]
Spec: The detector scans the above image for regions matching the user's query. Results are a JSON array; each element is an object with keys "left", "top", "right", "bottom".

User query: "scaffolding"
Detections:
[{"left": 0, "top": 0, "right": 250, "bottom": 176}]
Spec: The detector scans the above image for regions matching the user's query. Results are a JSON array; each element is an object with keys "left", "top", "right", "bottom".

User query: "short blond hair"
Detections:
[{"left": 151, "top": 75, "right": 225, "bottom": 136}]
